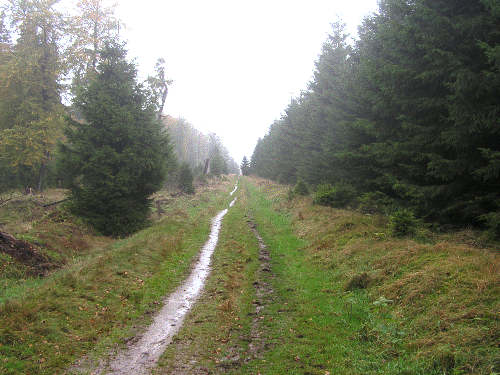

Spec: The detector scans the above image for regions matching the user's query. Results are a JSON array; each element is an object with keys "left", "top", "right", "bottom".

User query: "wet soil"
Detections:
[
  {"left": 154, "top": 214, "right": 274, "bottom": 374},
  {"left": 230, "top": 185, "right": 238, "bottom": 196},
  {"left": 245, "top": 217, "right": 274, "bottom": 362},
  {"left": 100, "top": 207, "right": 231, "bottom": 375},
  {"left": 0, "top": 230, "right": 53, "bottom": 275},
  {"left": 71, "top": 184, "right": 239, "bottom": 375}
]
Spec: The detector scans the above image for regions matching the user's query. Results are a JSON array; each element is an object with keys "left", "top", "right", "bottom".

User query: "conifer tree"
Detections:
[
  {"left": 250, "top": 0, "right": 500, "bottom": 230},
  {"left": 240, "top": 156, "right": 250, "bottom": 176},
  {"left": 178, "top": 163, "right": 195, "bottom": 194},
  {"left": 58, "top": 42, "right": 173, "bottom": 236}
]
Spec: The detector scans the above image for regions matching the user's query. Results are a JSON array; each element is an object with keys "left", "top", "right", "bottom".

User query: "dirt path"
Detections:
[
  {"left": 230, "top": 185, "right": 238, "bottom": 196},
  {"left": 245, "top": 218, "right": 274, "bottom": 362},
  {"left": 103, "top": 209, "right": 230, "bottom": 374},
  {"left": 75, "top": 185, "right": 239, "bottom": 375},
  {"left": 155, "top": 210, "right": 275, "bottom": 374}
]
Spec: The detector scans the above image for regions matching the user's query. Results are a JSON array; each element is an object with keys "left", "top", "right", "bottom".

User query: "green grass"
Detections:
[
  {"left": 0, "top": 189, "right": 113, "bottom": 284},
  {"left": 2, "top": 175, "right": 496, "bottom": 374},
  {"left": 244, "top": 177, "right": 499, "bottom": 375},
  {"left": 154, "top": 177, "right": 499, "bottom": 375},
  {"left": 0, "top": 177, "right": 236, "bottom": 375},
  {"left": 239, "top": 179, "right": 430, "bottom": 375},
  {"left": 156, "top": 184, "right": 262, "bottom": 373}
]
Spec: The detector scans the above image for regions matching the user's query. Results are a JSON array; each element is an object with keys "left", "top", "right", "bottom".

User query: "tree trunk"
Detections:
[
  {"left": 37, "top": 151, "right": 50, "bottom": 192},
  {"left": 38, "top": 161, "right": 46, "bottom": 192},
  {"left": 157, "top": 83, "right": 168, "bottom": 120},
  {"left": 203, "top": 158, "right": 210, "bottom": 175}
]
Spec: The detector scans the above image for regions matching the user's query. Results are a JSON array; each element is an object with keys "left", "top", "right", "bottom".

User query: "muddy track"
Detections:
[
  {"left": 103, "top": 209, "right": 230, "bottom": 374},
  {"left": 156, "top": 214, "right": 275, "bottom": 374},
  {"left": 245, "top": 217, "right": 274, "bottom": 362},
  {"left": 70, "top": 184, "right": 238, "bottom": 375}
]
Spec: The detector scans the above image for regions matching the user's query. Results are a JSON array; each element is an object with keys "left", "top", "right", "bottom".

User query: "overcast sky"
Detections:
[{"left": 116, "top": 0, "right": 379, "bottom": 163}]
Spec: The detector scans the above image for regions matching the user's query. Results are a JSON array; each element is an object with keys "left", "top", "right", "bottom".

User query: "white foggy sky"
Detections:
[{"left": 115, "top": 0, "right": 379, "bottom": 163}]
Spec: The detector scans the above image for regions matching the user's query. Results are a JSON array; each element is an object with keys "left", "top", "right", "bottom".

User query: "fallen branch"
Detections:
[
  {"left": 42, "top": 198, "right": 69, "bottom": 207},
  {"left": 0, "top": 196, "right": 13, "bottom": 208}
]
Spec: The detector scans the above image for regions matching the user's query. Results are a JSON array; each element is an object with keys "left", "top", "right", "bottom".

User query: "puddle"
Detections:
[
  {"left": 229, "top": 197, "right": 237, "bottom": 207},
  {"left": 230, "top": 183, "right": 238, "bottom": 196},
  {"left": 100, "top": 186, "right": 238, "bottom": 374}
]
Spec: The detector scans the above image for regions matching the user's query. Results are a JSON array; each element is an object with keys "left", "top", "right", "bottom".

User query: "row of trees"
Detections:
[
  {"left": 0, "top": 0, "right": 127, "bottom": 192},
  {"left": 164, "top": 116, "right": 239, "bottom": 176},
  {"left": 0, "top": 0, "right": 236, "bottom": 236},
  {"left": 250, "top": 0, "right": 500, "bottom": 233}
]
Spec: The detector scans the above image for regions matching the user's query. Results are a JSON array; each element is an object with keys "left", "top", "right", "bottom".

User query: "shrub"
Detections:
[
  {"left": 313, "top": 183, "right": 357, "bottom": 208},
  {"left": 293, "top": 179, "right": 309, "bottom": 196},
  {"left": 178, "top": 163, "right": 195, "bottom": 194},
  {"left": 479, "top": 211, "right": 500, "bottom": 240},
  {"left": 357, "top": 191, "right": 393, "bottom": 214},
  {"left": 388, "top": 208, "right": 419, "bottom": 237}
]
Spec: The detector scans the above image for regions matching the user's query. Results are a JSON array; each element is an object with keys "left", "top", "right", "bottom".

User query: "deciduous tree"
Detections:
[{"left": 0, "top": 0, "right": 64, "bottom": 191}]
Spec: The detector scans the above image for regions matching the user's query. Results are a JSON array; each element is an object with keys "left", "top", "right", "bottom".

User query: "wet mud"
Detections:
[
  {"left": 245, "top": 218, "right": 274, "bottom": 361},
  {"left": 88, "top": 185, "right": 239, "bottom": 375}
]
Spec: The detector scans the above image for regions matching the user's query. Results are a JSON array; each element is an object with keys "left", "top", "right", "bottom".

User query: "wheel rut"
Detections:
[
  {"left": 245, "top": 217, "right": 274, "bottom": 362},
  {"left": 70, "top": 183, "right": 238, "bottom": 375}
]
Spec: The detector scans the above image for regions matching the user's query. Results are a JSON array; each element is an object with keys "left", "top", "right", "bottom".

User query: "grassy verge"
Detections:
[
  {"left": 0, "top": 189, "right": 113, "bottom": 288},
  {"left": 0, "top": 176, "right": 236, "bottom": 375},
  {"left": 243, "top": 177, "right": 498, "bottom": 375}
]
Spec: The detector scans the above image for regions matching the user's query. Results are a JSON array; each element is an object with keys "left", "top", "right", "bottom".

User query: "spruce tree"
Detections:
[
  {"left": 249, "top": 0, "right": 500, "bottom": 229},
  {"left": 178, "top": 163, "right": 195, "bottom": 194},
  {"left": 240, "top": 156, "right": 250, "bottom": 176},
  {"left": 58, "top": 42, "right": 173, "bottom": 236}
]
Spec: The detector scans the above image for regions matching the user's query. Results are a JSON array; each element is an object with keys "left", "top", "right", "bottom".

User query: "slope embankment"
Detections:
[{"left": 0, "top": 176, "right": 237, "bottom": 375}]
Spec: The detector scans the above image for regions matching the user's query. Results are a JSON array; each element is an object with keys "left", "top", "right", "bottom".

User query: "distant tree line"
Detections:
[
  {"left": 0, "top": 0, "right": 237, "bottom": 236},
  {"left": 250, "top": 0, "right": 500, "bottom": 234},
  {"left": 240, "top": 156, "right": 250, "bottom": 176},
  {"left": 164, "top": 116, "right": 239, "bottom": 177}
]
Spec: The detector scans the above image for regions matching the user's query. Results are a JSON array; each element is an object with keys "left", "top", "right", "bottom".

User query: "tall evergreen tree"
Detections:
[
  {"left": 240, "top": 156, "right": 250, "bottom": 176},
  {"left": 250, "top": 0, "right": 500, "bottom": 231},
  {"left": 58, "top": 42, "right": 173, "bottom": 236}
]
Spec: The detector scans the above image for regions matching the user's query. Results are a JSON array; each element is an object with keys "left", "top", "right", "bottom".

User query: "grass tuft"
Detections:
[{"left": 345, "top": 272, "right": 371, "bottom": 291}]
